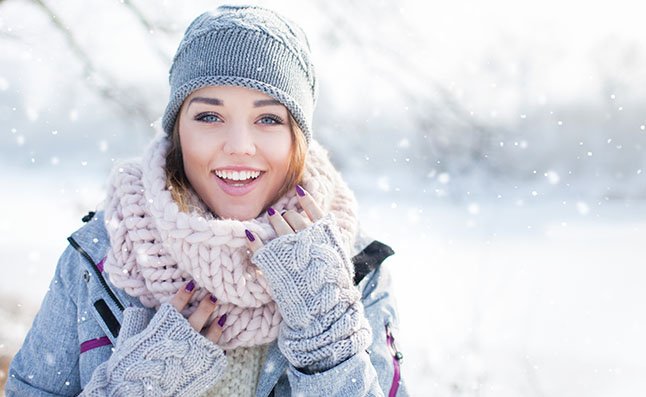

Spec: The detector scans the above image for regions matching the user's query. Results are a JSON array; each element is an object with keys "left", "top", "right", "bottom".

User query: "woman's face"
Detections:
[{"left": 178, "top": 85, "right": 293, "bottom": 220}]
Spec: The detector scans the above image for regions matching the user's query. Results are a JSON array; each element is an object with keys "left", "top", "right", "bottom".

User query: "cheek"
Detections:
[
  {"left": 268, "top": 134, "right": 293, "bottom": 173},
  {"left": 180, "top": 138, "right": 198, "bottom": 173},
  {"left": 179, "top": 129, "right": 211, "bottom": 174},
  {"left": 181, "top": 149, "right": 199, "bottom": 177}
]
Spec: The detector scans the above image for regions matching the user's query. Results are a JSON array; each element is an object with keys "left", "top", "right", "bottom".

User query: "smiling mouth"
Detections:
[{"left": 213, "top": 169, "right": 265, "bottom": 187}]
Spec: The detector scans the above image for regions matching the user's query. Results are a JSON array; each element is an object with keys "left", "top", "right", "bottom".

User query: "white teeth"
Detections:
[{"left": 215, "top": 169, "right": 261, "bottom": 180}]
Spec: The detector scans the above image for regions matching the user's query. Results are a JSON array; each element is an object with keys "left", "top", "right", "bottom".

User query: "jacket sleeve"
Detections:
[
  {"left": 283, "top": 260, "right": 408, "bottom": 396},
  {"left": 5, "top": 245, "right": 84, "bottom": 396}
]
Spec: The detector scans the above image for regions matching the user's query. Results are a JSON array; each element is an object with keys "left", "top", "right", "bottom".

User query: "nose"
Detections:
[{"left": 222, "top": 122, "right": 256, "bottom": 156}]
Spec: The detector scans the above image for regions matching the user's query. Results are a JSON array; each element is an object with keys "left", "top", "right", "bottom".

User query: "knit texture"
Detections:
[
  {"left": 251, "top": 214, "right": 372, "bottom": 372},
  {"left": 103, "top": 129, "right": 359, "bottom": 349},
  {"left": 162, "top": 5, "right": 317, "bottom": 143},
  {"left": 82, "top": 303, "right": 227, "bottom": 396},
  {"left": 200, "top": 344, "right": 269, "bottom": 397}
]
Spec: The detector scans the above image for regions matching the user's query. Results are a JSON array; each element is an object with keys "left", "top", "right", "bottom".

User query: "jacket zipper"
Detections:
[
  {"left": 385, "top": 322, "right": 402, "bottom": 397},
  {"left": 68, "top": 236, "right": 125, "bottom": 312}
]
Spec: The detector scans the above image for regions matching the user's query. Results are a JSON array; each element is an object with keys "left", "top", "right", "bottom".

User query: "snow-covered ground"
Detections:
[
  {"left": 1, "top": 169, "right": 644, "bottom": 396},
  {"left": 360, "top": 193, "right": 645, "bottom": 396}
]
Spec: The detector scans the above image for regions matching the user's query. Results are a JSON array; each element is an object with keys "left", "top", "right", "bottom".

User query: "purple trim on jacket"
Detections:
[
  {"left": 96, "top": 256, "right": 106, "bottom": 272},
  {"left": 80, "top": 336, "right": 112, "bottom": 353},
  {"left": 386, "top": 324, "right": 402, "bottom": 397}
]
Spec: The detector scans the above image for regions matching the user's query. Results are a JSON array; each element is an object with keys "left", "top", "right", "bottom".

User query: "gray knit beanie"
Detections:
[{"left": 162, "top": 5, "right": 317, "bottom": 144}]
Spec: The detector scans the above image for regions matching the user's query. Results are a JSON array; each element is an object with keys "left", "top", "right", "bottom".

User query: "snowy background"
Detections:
[{"left": 1, "top": 0, "right": 645, "bottom": 395}]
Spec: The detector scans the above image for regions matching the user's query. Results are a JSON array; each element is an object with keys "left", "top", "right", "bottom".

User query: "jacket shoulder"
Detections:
[
  {"left": 351, "top": 227, "right": 394, "bottom": 286},
  {"left": 68, "top": 211, "right": 110, "bottom": 263}
]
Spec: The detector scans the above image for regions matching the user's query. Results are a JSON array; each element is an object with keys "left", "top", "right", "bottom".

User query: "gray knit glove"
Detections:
[
  {"left": 81, "top": 303, "right": 227, "bottom": 397},
  {"left": 251, "top": 214, "right": 372, "bottom": 372}
]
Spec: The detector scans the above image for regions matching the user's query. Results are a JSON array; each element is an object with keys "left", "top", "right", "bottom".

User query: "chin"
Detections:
[{"left": 213, "top": 204, "right": 263, "bottom": 221}]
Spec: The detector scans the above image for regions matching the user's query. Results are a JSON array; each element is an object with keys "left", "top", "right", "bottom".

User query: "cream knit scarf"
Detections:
[{"left": 103, "top": 132, "right": 358, "bottom": 349}]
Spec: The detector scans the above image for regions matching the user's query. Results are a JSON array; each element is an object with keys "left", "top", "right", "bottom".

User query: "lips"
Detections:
[
  {"left": 212, "top": 170, "right": 265, "bottom": 196},
  {"left": 221, "top": 178, "right": 254, "bottom": 186}
]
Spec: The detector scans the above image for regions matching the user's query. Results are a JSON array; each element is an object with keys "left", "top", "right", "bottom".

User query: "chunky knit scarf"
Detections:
[{"left": 103, "top": 132, "right": 358, "bottom": 349}]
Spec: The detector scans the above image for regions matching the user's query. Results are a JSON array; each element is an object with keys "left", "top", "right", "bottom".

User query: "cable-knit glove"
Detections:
[
  {"left": 81, "top": 303, "right": 227, "bottom": 397},
  {"left": 251, "top": 213, "right": 372, "bottom": 372}
]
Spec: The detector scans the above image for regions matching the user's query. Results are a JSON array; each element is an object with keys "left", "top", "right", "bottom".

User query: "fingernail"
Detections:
[
  {"left": 210, "top": 294, "right": 217, "bottom": 304},
  {"left": 281, "top": 210, "right": 287, "bottom": 216},
  {"left": 223, "top": 350, "right": 227, "bottom": 356},
  {"left": 245, "top": 229, "right": 255, "bottom": 242},
  {"left": 185, "top": 280, "right": 195, "bottom": 292},
  {"left": 218, "top": 313, "right": 227, "bottom": 327},
  {"left": 266, "top": 207, "right": 276, "bottom": 216},
  {"left": 295, "top": 185, "right": 306, "bottom": 197}
]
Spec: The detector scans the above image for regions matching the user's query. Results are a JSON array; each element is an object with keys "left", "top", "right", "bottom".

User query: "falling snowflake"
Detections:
[
  {"left": 438, "top": 173, "right": 450, "bottom": 184},
  {"left": 545, "top": 171, "right": 560, "bottom": 184},
  {"left": 576, "top": 201, "right": 590, "bottom": 215}
]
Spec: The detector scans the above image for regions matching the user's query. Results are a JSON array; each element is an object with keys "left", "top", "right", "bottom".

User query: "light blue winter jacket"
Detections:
[{"left": 6, "top": 211, "right": 407, "bottom": 396}]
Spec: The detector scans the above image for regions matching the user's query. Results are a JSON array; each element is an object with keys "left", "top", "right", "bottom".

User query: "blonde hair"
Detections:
[{"left": 165, "top": 113, "right": 307, "bottom": 214}]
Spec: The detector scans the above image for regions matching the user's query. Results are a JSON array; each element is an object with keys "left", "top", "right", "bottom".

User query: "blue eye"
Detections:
[
  {"left": 195, "top": 113, "right": 221, "bottom": 123},
  {"left": 258, "top": 115, "right": 284, "bottom": 125}
]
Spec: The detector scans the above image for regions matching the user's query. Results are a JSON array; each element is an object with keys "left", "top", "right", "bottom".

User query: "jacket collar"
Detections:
[{"left": 68, "top": 212, "right": 150, "bottom": 325}]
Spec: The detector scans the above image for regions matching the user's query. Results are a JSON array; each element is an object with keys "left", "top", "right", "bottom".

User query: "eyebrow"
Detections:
[
  {"left": 253, "top": 99, "right": 281, "bottom": 107},
  {"left": 186, "top": 97, "right": 222, "bottom": 112}
]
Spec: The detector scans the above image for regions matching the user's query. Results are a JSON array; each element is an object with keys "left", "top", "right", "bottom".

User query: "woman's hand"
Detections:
[
  {"left": 245, "top": 184, "right": 324, "bottom": 250},
  {"left": 170, "top": 280, "right": 226, "bottom": 344},
  {"left": 81, "top": 283, "right": 229, "bottom": 395},
  {"left": 243, "top": 185, "right": 372, "bottom": 372}
]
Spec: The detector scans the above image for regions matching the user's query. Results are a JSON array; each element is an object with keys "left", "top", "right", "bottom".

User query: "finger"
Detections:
[
  {"left": 282, "top": 209, "right": 311, "bottom": 232},
  {"left": 267, "top": 206, "right": 295, "bottom": 235},
  {"left": 244, "top": 229, "right": 264, "bottom": 254},
  {"left": 204, "top": 313, "right": 227, "bottom": 343},
  {"left": 170, "top": 280, "right": 196, "bottom": 312},
  {"left": 295, "top": 185, "right": 324, "bottom": 221},
  {"left": 187, "top": 294, "right": 218, "bottom": 331}
]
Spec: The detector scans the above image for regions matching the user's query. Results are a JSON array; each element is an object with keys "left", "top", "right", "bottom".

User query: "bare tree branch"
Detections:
[
  {"left": 31, "top": 0, "right": 156, "bottom": 124},
  {"left": 121, "top": 0, "right": 174, "bottom": 34},
  {"left": 0, "top": 30, "right": 22, "bottom": 41},
  {"left": 315, "top": 1, "right": 501, "bottom": 176},
  {"left": 120, "top": 0, "right": 173, "bottom": 65}
]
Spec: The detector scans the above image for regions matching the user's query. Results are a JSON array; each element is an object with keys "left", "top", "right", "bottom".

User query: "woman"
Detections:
[{"left": 6, "top": 5, "right": 406, "bottom": 396}]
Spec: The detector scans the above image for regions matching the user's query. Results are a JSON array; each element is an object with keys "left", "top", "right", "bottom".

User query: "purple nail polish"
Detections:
[
  {"left": 267, "top": 207, "right": 276, "bottom": 216},
  {"left": 185, "top": 280, "right": 195, "bottom": 292},
  {"left": 295, "top": 185, "right": 306, "bottom": 197},
  {"left": 218, "top": 313, "right": 227, "bottom": 327},
  {"left": 245, "top": 229, "right": 255, "bottom": 242},
  {"left": 223, "top": 350, "right": 227, "bottom": 356},
  {"left": 210, "top": 295, "right": 217, "bottom": 304}
]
